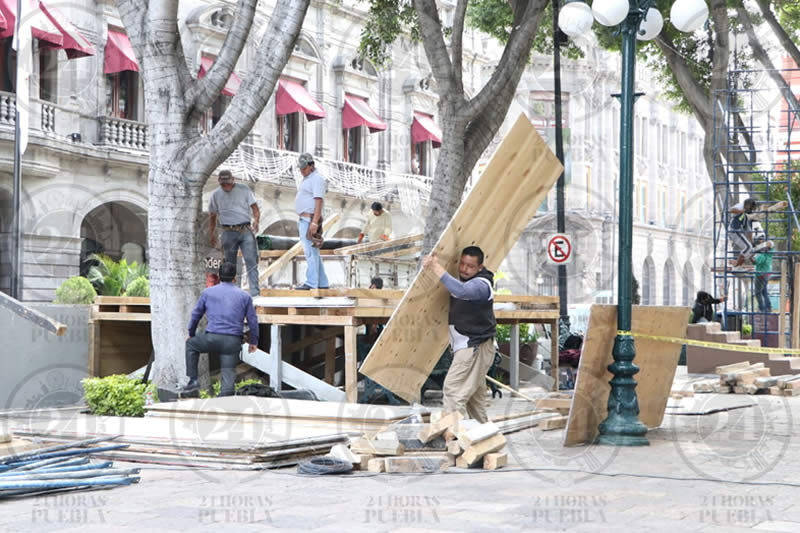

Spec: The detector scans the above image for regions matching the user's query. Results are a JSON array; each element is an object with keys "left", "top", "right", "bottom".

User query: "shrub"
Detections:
[
  {"left": 87, "top": 254, "right": 149, "bottom": 296},
  {"left": 82, "top": 374, "right": 157, "bottom": 417},
  {"left": 199, "top": 378, "right": 264, "bottom": 398},
  {"left": 54, "top": 276, "right": 97, "bottom": 304},
  {"left": 125, "top": 276, "right": 150, "bottom": 297},
  {"left": 495, "top": 323, "right": 538, "bottom": 344}
]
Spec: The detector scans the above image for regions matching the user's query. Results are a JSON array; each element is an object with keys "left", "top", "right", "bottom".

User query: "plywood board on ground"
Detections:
[
  {"left": 359, "top": 114, "right": 563, "bottom": 402},
  {"left": 563, "top": 305, "right": 690, "bottom": 446}
]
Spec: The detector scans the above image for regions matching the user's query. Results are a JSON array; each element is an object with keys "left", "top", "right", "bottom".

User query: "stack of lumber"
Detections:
[
  {"left": 693, "top": 361, "right": 800, "bottom": 396},
  {"left": 0, "top": 436, "right": 139, "bottom": 498},
  {"left": 9, "top": 398, "right": 426, "bottom": 470}
]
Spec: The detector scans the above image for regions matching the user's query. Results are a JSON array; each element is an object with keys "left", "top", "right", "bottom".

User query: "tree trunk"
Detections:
[{"left": 146, "top": 153, "right": 205, "bottom": 385}]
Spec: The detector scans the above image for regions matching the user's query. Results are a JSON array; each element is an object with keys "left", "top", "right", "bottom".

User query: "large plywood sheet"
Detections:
[
  {"left": 360, "top": 114, "right": 563, "bottom": 402},
  {"left": 563, "top": 305, "right": 691, "bottom": 446}
]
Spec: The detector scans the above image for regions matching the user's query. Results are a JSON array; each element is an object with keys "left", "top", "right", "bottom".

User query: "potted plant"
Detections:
[
  {"left": 742, "top": 323, "right": 752, "bottom": 340},
  {"left": 496, "top": 324, "right": 539, "bottom": 366}
]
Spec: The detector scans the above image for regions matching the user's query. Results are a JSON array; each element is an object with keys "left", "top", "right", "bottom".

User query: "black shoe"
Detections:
[
  {"left": 295, "top": 284, "right": 312, "bottom": 290},
  {"left": 180, "top": 379, "right": 199, "bottom": 394}
]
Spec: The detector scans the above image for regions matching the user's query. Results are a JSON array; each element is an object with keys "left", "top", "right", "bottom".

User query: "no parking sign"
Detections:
[{"left": 547, "top": 234, "right": 572, "bottom": 264}]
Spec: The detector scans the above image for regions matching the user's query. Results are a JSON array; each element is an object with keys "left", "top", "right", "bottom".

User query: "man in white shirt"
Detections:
[
  {"left": 358, "top": 202, "right": 392, "bottom": 244},
  {"left": 295, "top": 153, "right": 329, "bottom": 289}
]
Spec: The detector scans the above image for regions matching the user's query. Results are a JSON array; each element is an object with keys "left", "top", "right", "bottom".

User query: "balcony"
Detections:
[
  {"left": 97, "top": 116, "right": 148, "bottom": 151},
  {"left": 224, "top": 145, "right": 434, "bottom": 212}
]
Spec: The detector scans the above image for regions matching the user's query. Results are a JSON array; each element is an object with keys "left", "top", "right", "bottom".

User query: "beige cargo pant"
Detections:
[{"left": 442, "top": 338, "right": 495, "bottom": 423}]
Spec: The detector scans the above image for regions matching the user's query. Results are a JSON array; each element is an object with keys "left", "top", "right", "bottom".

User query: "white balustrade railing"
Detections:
[{"left": 98, "top": 116, "right": 148, "bottom": 151}]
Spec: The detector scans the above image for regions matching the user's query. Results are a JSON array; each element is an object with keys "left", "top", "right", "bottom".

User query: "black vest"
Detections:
[{"left": 448, "top": 267, "right": 496, "bottom": 347}]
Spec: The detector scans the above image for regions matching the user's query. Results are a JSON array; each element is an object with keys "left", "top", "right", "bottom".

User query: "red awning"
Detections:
[
  {"left": 40, "top": 2, "right": 95, "bottom": 59},
  {"left": 342, "top": 94, "right": 386, "bottom": 133},
  {"left": 104, "top": 29, "right": 138, "bottom": 74},
  {"left": 198, "top": 56, "right": 241, "bottom": 97},
  {"left": 0, "top": 0, "right": 63, "bottom": 46},
  {"left": 412, "top": 112, "right": 442, "bottom": 148},
  {"left": 276, "top": 79, "right": 325, "bottom": 121}
]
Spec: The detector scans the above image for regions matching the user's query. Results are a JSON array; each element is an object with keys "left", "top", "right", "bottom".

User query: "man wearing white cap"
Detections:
[{"left": 295, "top": 153, "right": 329, "bottom": 289}]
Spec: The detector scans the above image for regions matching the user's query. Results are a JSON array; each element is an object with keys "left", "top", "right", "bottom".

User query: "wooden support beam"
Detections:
[
  {"left": 259, "top": 214, "right": 340, "bottom": 284},
  {"left": 283, "top": 327, "right": 342, "bottom": 354},
  {"left": 325, "top": 337, "right": 337, "bottom": 385},
  {"left": 88, "top": 320, "right": 100, "bottom": 376},
  {"left": 793, "top": 262, "right": 800, "bottom": 349},
  {"left": 549, "top": 319, "right": 559, "bottom": 391},
  {"left": 344, "top": 325, "right": 358, "bottom": 403},
  {"left": 333, "top": 233, "right": 423, "bottom": 256},
  {"left": 270, "top": 324, "right": 282, "bottom": 391},
  {"left": 0, "top": 291, "right": 66, "bottom": 336},
  {"left": 780, "top": 260, "right": 787, "bottom": 349},
  {"left": 510, "top": 324, "right": 520, "bottom": 390}
]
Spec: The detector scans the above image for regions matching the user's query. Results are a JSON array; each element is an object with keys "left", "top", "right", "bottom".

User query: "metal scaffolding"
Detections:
[{"left": 712, "top": 67, "right": 800, "bottom": 348}]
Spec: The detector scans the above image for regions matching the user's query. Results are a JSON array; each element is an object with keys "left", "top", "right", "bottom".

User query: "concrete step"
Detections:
[{"left": 707, "top": 331, "right": 743, "bottom": 344}]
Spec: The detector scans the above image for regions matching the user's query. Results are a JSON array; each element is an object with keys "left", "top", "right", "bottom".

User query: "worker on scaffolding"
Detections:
[
  {"left": 753, "top": 229, "right": 775, "bottom": 313},
  {"left": 729, "top": 198, "right": 757, "bottom": 269}
]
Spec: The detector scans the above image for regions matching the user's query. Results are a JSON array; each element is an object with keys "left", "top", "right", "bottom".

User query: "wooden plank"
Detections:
[
  {"left": 457, "top": 422, "right": 499, "bottom": 448},
  {"left": 344, "top": 325, "right": 358, "bottom": 403},
  {"left": 325, "top": 337, "right": 337, "bottom": 385},
  {"left": 419, "top": 412, "right": 463, "bottom": 444},
  {"left": 261, "top": 288, "right": 406, "bottom": 299},
  {"left": 360, "top": 115, "right": 563, "bottom": 402},
  {"left": 284, "top": 327, "right": 342, "bottom": 354},
  {"left": 460, "top": 433, "right": 507, "bottom": 466},
  {"left": 255, "top": 314, "right": 359, "bottom": 326},
  {"left": 384, "top": 455, "right": 449, "bottom": 473},
  {"left": 482, "top": 452, "right": 508, "bottom": 470},
  {"left": 94, "top": 296, "right": 151, "bottom": 306},
  {"left": 92, "top": 312, "right": 152, "bottom": 321},
  {"left": 564, "top": 305, "right": 690, "bottom": 446},
  {"left": 260, "top": 250, "right": 337, "bottom": 257},
  {"left": 259, "top": 213, "right": 341, "bottom": 284},
  {"left": 88, "top": 320, "right": 101, "bottom": 376},
  {"left": 0, "top": 290, "right": 66, "bottom": 336},
  {"left": 361, "top": 245, "right": 422, "bottom": 259},
  {"left": 334, "top": 234, "right": 423, "bottom": 256},
  {"left": 794, "top": 262, "right": 800, "bottom": 349},
  {"left": 350, "top": 438, "right": 405, "bottom": 456},
  {"left": 550, "top": 319, "right": 559, "bottom": 391},
  {"left": 510, "top": 324, "right": 520, "bottom": 390},
  {"left": 780, "top": 260, "right": 787, "bottom": 349},
  {"left": 539, "top": 416, "right": 568, "bottom": 431}
]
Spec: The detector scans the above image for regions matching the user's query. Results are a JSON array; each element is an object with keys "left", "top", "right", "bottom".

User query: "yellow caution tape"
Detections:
[{"left": 614, "top": 330, "right": 800, "bottom": 355}]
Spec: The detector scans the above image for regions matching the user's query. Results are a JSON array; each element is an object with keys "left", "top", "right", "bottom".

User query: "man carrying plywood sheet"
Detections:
[
  {"left": 422, "top": 247, "right": 496, "bottom": 423},
  {"left": 359, "top": 114, "right": 563, "bottom": 403}
]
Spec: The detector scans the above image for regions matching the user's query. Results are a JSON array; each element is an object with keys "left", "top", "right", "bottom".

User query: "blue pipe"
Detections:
[
  {"left": 25, "top": 457, "right": 91, "bottom": 472},
  {"left": 0, "top": 475, "right": 137, "bottom": 491},
  {"left": 0, "top": 461, "right": 113, "bottom": 476},
  {"left": 0, "top": 436, "right": 120, "bottom": 464},
  {"left": 5, "top": 456, "right": 80, "bottom": 472},
  {"left": 4, "top": 444, "right": 129, "bottom": 465},
  {"left": 0, "top": 468, "right": 140, "bottom": 481}
]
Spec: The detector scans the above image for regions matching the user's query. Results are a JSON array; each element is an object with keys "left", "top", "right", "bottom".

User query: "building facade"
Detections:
[{"left": 0, "top": 0, "right": 714, "bottom": 310}]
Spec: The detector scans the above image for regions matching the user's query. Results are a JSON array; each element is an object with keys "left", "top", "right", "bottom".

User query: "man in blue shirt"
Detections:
[
  {"left": 182, "top": 262, "right": 259, "bottom": 396},
  {"left": 295, "top": 153, "right": 329, "bottom": 289},
  {"left": 423, "top": 246, "right": 496, "bottom": 422}
]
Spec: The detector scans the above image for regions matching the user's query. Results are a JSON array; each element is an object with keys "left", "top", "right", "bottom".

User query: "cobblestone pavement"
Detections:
[{"left": 2, "top": 369, "right": 800, "bottom": 532}]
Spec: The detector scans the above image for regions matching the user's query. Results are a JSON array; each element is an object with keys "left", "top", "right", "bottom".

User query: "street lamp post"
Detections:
[{"left": 558, "top": 0, "right": 707, "bottom": 446}]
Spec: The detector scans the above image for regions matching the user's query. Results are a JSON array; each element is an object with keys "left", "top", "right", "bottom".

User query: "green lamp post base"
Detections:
[{"left": 595, "top": 334, "right": 649, "bottom": 446}]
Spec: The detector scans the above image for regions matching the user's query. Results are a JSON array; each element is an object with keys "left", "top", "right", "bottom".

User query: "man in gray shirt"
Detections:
[
  {"left": 208, "top": 170, "right": 260, "bottom": 296},
  {"left": 295, "top": 153, "right": 329, "bottom": 289}
]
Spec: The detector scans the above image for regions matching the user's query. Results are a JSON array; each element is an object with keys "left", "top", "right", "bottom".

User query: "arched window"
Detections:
[
  {"left": 663, "top": 259, "right": 676, "bottom": 305},
  {"left": 682, "top": 261, "right": 695, "bottom": 306}
]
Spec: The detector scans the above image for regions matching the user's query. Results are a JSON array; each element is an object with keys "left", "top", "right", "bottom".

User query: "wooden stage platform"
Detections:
[{"left": 89, "top": 290, "right": 560, "bottom": 403}]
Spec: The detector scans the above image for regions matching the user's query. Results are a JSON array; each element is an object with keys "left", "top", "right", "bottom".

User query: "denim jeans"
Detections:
[
  {"left": 186, "top": 332, "right": 242, "bottom": 396},
  {"left": 755, "top": 275, "right": 771, "bottom": 312},
  {"left": 221, "top": 229, "right": 260, "bottom": 296},
  {"left": 298, "top": 218, "right": 329, "bottom": 288}
]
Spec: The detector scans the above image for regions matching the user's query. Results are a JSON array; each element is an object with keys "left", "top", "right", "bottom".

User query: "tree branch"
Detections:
[
  {"left": 187, "top": 0, "right": 311, "bottom": 175},
  {"left": 191, "top": 0, "right": 259, "bottom": 116},
  {"left": 450, "top": 0, "right": 468, "bottom": 96},
  {"left": 755, "top": 0, "right": 800, "bottom": 69},
  {"left": 738, "top": 4, "right": 800, "bottom": 113},
  {"left": 654, "top": 34, "right": 711, "bottom": 124},
  {"left": 463, "top": 0, "right": 545, "bottom": 121},
  {"left": 413, "top": 0, "right": 455, "bottom": 96}
]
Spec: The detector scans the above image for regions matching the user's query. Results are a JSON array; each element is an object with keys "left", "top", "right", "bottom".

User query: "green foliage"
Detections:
[
  {"left": 359, "top": 0, "right": 419, "bottom": 66},
  {"left": 82, "top": 374, "right": 157, "bottom": 417},
  {"left": 466, "top": 0, "right": 583, "bottom": 59},
  {"left": 632, "top": 276, "right": 641, "bottom": 305},
  {"left": 495, "top": 323, "right": 538, "bottom": 344},
  {"left": 742, "top": 323, "right": 753, "bottom": 336},
  {"left": 87, "top": 254, "right": 149, "bottom": 297},
  {"left": 199, "top": 378, "right": 264, "bottom": 398},
  {"left": 125, "top": 276, "right": 150, "bottom": 298},
  {"left": 53, "top": 276, "right": 97, "bottom": 304}
]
